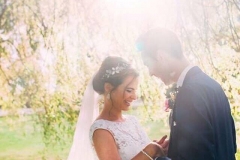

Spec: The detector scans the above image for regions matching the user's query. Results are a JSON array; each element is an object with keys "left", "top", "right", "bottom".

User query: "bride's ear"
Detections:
[{"left": 104, "top": 83, "right": 113, "bottom": 93}]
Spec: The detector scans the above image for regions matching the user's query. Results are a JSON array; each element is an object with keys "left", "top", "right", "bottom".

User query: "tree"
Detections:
[{"left": 0, "top": 0, "right": 239, "bottom": 158}]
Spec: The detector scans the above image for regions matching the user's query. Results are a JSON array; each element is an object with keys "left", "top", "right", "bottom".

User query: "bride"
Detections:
[{"left": 68, "top": 56, "right": 169, "bottom": 160}]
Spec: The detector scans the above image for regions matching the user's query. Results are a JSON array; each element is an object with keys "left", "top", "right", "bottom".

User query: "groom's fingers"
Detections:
[
  {"left": 158, "top": 135, "right": 167, "bottom": 144},
  {"left": 161, "top": 139, "right": 169, "bottom": 148}
]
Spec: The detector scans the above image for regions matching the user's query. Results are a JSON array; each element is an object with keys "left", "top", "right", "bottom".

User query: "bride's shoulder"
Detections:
[
  {"left": 123, "top": 114, "right": 139, "bottom": 122},
  {"left": 89, "top": 120, "right": 109, "bottom": 138},
  {"left": 91, "top": 119, "right": 107, "bottom": 128}
]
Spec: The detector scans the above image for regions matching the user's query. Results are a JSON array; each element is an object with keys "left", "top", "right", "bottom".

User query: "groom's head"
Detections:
[
  {"left": 136, "top": 27, "right": 184, "bottom": 85},
  {"left": 136, "top": 28, "right": 183, "bottom": 59}
]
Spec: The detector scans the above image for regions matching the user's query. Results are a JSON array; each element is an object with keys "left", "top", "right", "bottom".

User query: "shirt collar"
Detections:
[{"left": 177, "top": 64, "right": 196, "bottom": 87}]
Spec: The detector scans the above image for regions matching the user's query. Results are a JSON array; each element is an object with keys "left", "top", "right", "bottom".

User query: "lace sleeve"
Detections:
[
  {"left": 89, "top": 120, "right": 113, "bottom": 144},
  {"left": 89, "top": 116, "right": 151, "bottom": 160}
]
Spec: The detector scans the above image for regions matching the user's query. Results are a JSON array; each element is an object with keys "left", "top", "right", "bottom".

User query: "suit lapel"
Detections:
[
  {"left": 182, "top": 66, "right": 202, "bottom": 86},
  {"left": 171, "top": 66, "right": 202, "bottom": 127},
  {"left": 168, "top": 66, "right": 203, "bottom": 159}
]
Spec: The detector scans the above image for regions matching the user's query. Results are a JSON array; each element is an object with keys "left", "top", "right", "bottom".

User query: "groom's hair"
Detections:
[{"left": 136, "top": 27, "right": 183, "bottom": 59}]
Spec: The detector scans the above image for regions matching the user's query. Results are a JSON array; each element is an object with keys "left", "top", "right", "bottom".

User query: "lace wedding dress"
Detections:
[{"left": 89, "top": 115, "right": 151, "bottom": 160}]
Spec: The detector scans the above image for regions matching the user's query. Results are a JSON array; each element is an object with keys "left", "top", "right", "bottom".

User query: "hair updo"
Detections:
[{"left": 92, "top": 56, "right": 139, "bottom": 95}]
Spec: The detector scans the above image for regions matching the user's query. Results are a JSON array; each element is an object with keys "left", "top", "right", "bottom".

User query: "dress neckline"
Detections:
[{"left": 95, "top": 115, "right": 129, "bottom": 123}]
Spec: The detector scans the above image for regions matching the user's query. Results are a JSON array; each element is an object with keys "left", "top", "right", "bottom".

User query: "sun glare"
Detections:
[{"left": 104, "top": 0, "right": 179, "bottom": 30}]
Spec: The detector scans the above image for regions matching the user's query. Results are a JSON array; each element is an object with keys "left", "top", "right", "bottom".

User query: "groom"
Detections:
[{"left": 136, "top": 28, "right": 236, "bottom": 160}]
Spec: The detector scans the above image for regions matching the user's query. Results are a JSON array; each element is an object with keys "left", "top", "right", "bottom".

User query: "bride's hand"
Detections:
[
  {"left": 147, "top": 142, "right": 166, "bottom": 158},
  {"left": 153, "top": 135, "right": 169, "bottom": 155},
  {"left": 132, "top": 142, "right": 165, "bottom": 160},
  {"left": 149, "top": 142, "right": 166, "bottom": 157}
]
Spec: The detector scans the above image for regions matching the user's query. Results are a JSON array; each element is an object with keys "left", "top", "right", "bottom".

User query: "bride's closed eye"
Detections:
[
  {"left": 126, "top": 88, "right": 138, "bottom": 94},
  {"left": 126, "top": 89, "right": 133, "bottom": 93}
]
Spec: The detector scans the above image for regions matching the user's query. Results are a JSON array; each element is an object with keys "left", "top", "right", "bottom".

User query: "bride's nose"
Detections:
[{"left": 131, "top": 92, "right": 138, "bottom": 100}]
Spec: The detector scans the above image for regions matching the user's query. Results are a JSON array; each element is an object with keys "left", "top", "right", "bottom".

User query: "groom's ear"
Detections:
[
  {"left": 104, "top": 83, "right": 113, "bottom": 93},
  {"left": 156, "top": 50, "right": 164, "bottom": 62},
  {"left": 156, "top": 49, "right": 169, "bottom": 62}
]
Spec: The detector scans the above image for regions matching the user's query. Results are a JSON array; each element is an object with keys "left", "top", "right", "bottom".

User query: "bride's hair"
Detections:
[{"left": 93, "top": 56, "right": 139, "bottom": 95}]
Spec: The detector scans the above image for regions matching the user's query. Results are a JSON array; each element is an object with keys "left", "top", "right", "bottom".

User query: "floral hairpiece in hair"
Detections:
[{"left": 102, "top": 62, "right": 130, "bottom": 79}]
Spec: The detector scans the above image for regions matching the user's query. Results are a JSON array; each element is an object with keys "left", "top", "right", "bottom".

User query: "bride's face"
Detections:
[{"left": 111, "top": 76, "right": 139, "bottom": 111}]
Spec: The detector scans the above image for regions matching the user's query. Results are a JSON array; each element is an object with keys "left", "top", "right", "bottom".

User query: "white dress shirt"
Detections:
[{"left": 177, "top": 64, "right": 196, "bottom": 87}]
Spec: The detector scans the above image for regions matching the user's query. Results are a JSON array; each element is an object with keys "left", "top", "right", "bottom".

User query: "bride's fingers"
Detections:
[
  {"left": 152, "top": 142, "right": 166, "bottom": 157},
  {"left": 157, "top": 144, "right": 166, "bottom": 156}
]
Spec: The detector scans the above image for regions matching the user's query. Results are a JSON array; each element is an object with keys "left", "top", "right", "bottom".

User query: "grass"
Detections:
[
  {"left": 0, "top": 118, "right": 39, "bottom": 159},
  {"left": 0, "top": 114, "right": 239, "bottom": 160},
  {"left": 0, "top": 114, "right": 169, "bottom": 160},
  {"left": 0, "top": 116, "right": 70, "bottom": 160}
]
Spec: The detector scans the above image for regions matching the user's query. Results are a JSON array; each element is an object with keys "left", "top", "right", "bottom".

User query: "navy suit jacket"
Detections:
[{"left": 167, "top": 66, "right": 236, "bottom": 160}]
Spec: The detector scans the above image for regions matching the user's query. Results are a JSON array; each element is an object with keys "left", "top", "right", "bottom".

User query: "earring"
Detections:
[{"left": 107, "top": 93, "right": 110, "bottom": 100}]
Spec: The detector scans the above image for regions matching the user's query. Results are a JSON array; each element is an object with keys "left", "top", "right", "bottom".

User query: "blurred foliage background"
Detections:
[{"left": 0, "top": 0, "right": 239, "bottom": 159}]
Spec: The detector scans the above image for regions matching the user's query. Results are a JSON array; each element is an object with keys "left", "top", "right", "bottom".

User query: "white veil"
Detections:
[{"left": 67, "top": 76, "right": 99, "bottom": 160}]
